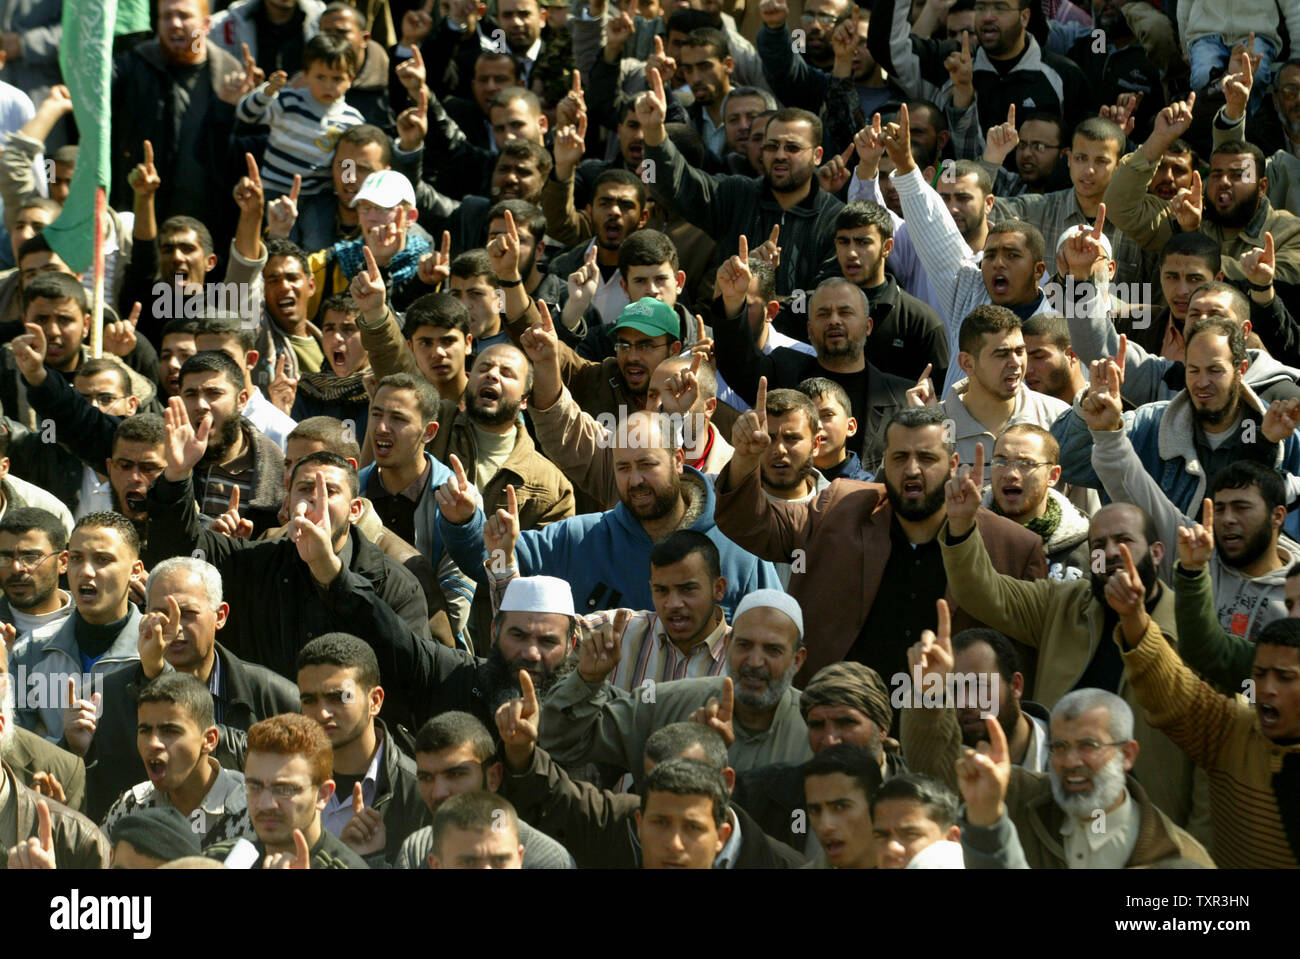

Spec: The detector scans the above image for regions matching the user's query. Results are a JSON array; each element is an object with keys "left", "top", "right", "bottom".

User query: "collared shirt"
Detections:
[
  {"left": 367, "top": 460, "right": 430, "bottom": 546},
  {"left": 1021, "top": 712, "right": 1051, "bottom": 775},
  {"left": 699, "top": 107, "right": 727, "bottom": 159},
  {"left": 714, "top": 806, "right": 743, "bottom": 869},
  {"left": 101, "top": 759, "right": 250, "bottom": 847},
  {"left": 514, "top": 37, "right": 543, "bottom": 86},
  {"left": 1060, "top": 789, "right": 1139, "bottom": 869},
  {"left": 76, "top": 466, "right": 114, "bottom": 520},
  {"left": 321, "top": 734, "right": 385, "bottom": 839}
]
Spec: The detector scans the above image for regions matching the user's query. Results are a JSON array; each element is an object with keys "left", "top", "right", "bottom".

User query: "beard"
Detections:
[
  {"left": 1205, "top": 190, "right": 1261, "bottom": 229},
  {"left": 3, "top": 574, "right": 58, "bottom": 612},
  {"left": 199, "top": 414, "right": 242, "bottom": 465},
  {"left": 818, "top": 333, "right": 867, "bottom": 361},
  {"left": 482, "top": 644, "right": 578, "bottom": 711},
  {"left": 620, "top": 472, "right": 681, "bottom": 521},
  {"left": 763, "top": 455, "right": 816, "bottom": 493},
  {"left": 466, "top": 392, "right": 522, "bottom": 428},
  {"left": 884, "top": 474, "right": 948, "bottom": 522},
  {"left": 1050, "top": 749, "right": 1128, "bottom": 819},
  {"left": 1030, "top": 361, "right": 1072, "bottom": 400},
  {"left": 1192, "top": 376, "right": 1243, "bottom": 428},
  {"left": 728, "top": 654, "right": 798, "bottom": 710},
  {"left": 1217, "top": 518, "right": 1276, "bottom": 571},
  {"left": 1091, "top": 548, "right": 1159, "bottom": 606}
]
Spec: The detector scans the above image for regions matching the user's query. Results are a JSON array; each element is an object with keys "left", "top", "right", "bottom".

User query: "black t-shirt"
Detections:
[
  {"left": 254, "top": 7, "right": 307, "bottom": 75},
  {"left": 821, "top": 367, "right": 870, "bottom": 461}
]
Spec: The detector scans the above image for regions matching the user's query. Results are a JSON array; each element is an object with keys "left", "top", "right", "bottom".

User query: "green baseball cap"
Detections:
[{"left": 612, "top": 297, "right": 680, "bottom": 340}]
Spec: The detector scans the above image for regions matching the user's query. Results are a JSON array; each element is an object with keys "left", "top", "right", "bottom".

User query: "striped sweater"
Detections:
[
  {"left": 236, "top": 84, "right": 364, "bottom": 196},
  {"left": 1119, "top": 619, "right": 1300, "bottom": 869}
]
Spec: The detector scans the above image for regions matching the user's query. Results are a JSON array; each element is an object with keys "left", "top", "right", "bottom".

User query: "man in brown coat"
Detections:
[{"left": 713, "top": 395, "right": 1047, "bottom": 692}]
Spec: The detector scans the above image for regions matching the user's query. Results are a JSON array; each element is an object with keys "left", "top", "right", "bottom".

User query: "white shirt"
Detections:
[
  {"left": 75, "top": 466, "right": 114, "bottom": 520},
  {"left": 243, "top": 389, "right": 297, "bottom": 451},
  {"left": 1059, "top": 789, "right": 1140, "bottom": 869}
]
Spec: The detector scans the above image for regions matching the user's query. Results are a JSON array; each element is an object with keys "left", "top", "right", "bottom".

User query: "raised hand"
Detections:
[
  {"left": 943, "top": 440, "right": 984, "bottom": 537},
  {"left": 1224, "top": 35, "right": 1258, "bottom": 119},
  {"left": 40, "top": 84, "right": 74, "bottom": 117},
  {"left": 905, "top": 362, "right": 937, "bottom": 407},
  {"left": 1099, "top": 92, "right": 1141, "bottom": 138},
  {"left": 434, "top": 454, "right": 479, "bottom": 526},
  {"left": 340, "top": 782, "right": 387, "bottom": 857},
  {"left": 1151, "top": 92, "right": 1196, "bottom": 147},
  {"left": 103, "top": 301, "right": 141, "bottom": 358},
  {"left": 1080, "top": 354, "right": 1124, "bottom": 432},
  {"left": 944, "top": 30, "right": 973, "bottom": 104},
  {"left": 954, "top": 715, "right": 1012, "bottom": 827},
  {"left": 7, "top": 799, "right": 57, "bottom": 869},
  {"left": 853, "top": 113, "right": 886, "bottom": 179},
  {"left": 882, "top": 103, "right": 915, "bottom": 175},
  {"left": 830, "top": 4, "right": 861, "bottom": 63},
  {"left": 485, "top": 483, "right": 520, "bottom": 568},
  {"left": 645, "top": 34, "right": 677, "bottom": 90},
  {"left": 752, "top": 224, "right": 781, "bottom": 270},
  {"left": 291, "top": 469, "right": 341, "bottom": 584},
  {"left": 1170, "top": 170, "right": 1203, "bottom": 232},
  {"left": 266, "top": 174, "right": 302, "bottom": 240},
  {"left": 233, "top": 152, "right": 265, "bottom": 218},
  {"left": 984, "top": 103, "right": 1019, "bottom": 165},
  {"left": 61, "top": 677, "right": 101, "bottom": 757},
  {"left": 128, "top": 140, "right": 161, "bottom": 197},
  {"left": 138, "top": 593, "right": 182, "bottom": 679},
  {"left": 556, "top": 69, "right": 586, "bottom": 130},
  {"left": 210, "top": 484, "right": 254, "bottom": 541},
  {"left": 268, "top": 353, "right": 299, "bottom": 417},
  {"left": 1176, "top": 497, "right": 1215, "bottom": 571},
  {"left": 396, "top": 85, "right": 430, "bottom": 152},
  {"left": 163, "top": 395, "right": 211, "bottom": 481},
  {"left": 689, "top": 677, "right": 736, "bottom": 747},
  {"left": 11, "top": 321, "right": 48, "bottom": 386},
  {"left": 495, "top": 669, "right": 539, "bottom": 769},
  {"left": 759, "top": 0, "right": 789, "bottom": 29},
  {"left": 661, "top": 351, "right": 702, "bottom": 414},
  {"left": 349, "top": 245, "right": 388, "bottom": 320},
  {"left": 715, "top": 234, "right": 752, "bottom": 312},
  {"left": 606, "top": 9, "right": 634, "bottom": 52},
  {"left": 395, "top": 44, "right": 427, "bottom": 98},
  {"left": 906, "top": 598, "right": 954, "bottom": 682},
  {"left": 1104, "top": 544, "right": 1148, "bottom": 640},
  {"left": 553, "top": 114, "right": 588, "bottom": 179},
  {"left": 1240, "top": 232, "right": 1275, "bottom": 290},
  {"left": 418, "top": 230, "right": 453, "bottom": 288},
  {"left": 1, "top": 622, "right": 15, "bottom": 651},
  {"left": 1061, "top": 203, "right": 1110, "bottom": 280},
  {"left": 635, "top": 56, "right": 669, "bottom": 140},
  {"left": 402, "top": 0, "right": 436, "bottom": 46},
  {"left": 730, "top": 375, "right": 770, "bottom": 471},
  {"left": 29, "top": 772, "right": 66, "bottom": 805},
  {"left": 577, "top": 608, "right": 630, "bottom": 683},
  {"left": 1262, "top": 395, "right": 1300, "bottom": 443},
  {"left": 564, "top": 243, "right": 600, "bottom": 316},
  {"left": 265, "top": 70, "right": 289, "bottom": 97},
  {"left": 486, "top": 208, "right": 521, "bottom": 282},
  {"left": 817, "top": 143, "right": 857, "bottom": 194},
  {"left": 264, "top": 828, "right": 312, "bottom": 869}
]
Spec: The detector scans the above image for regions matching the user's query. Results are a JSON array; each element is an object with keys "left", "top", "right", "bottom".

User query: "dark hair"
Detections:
[
  {"left": 289, "top": 450, "right": 360, "bottom": 498},
  {"left": 1188, "top": 280, "right": 1251, "bottom": 328},
  {"left": 1210, "top": 140, "right": 1268, "bottom": 179},
  {"left": 951, "top": 627, "right": 1021, "bottom": 685},
  {"left": 114, "top": 412, "right": 166, "bottom": 450},
  {"left": 749, "top": 257, "right": 776, "bottom": 303},
  {"left": 179, "top": 350, "right": 244, "bottom": 394},
  {"left": 951, "top": 159, "right": 993, "bottom": 197},
  {"left": 645, "top": 722, "right": 728, "bottom": 769},
  {"left": 137, "top": 672, "right": 215, "bottom": 732},
  {"left": 766, "top": 387, "right": 820, "bottom": 438},
  {"left": 1257, "top": 617, "right": 1300, "bottom": 650},
  {"left": 475, "top": 48, "right": 519, "bottom": 79},
  {"left": 321, "top": 1, "right": 363, "bottom": 24},
  {"left": 336, "top": 124, "right": 393, "bottom": 169},
  {"left": 490, "top": 85, "right": 541, "bottom": 114},
  {"left": 1211, "top": 461, "right": 1287, "bottom": 514},
  {"left": 907, "top": 99, "right": 948, "bottom": 135},
  {"left": 75, "top": 358, "right": 131, "bottom": 398},
  {"left": 681, "top": 27, "right": 729, "bottom": 60},
  {"left": 288, "top": 416, "right": 363, "bottom": 462},
  {"left": 1020, "top": 312, "right": 1071, "bottom": 351},
  {"left": 161, "top": 318, "right": 202, "bottom": 340},
  {"left": 0, "top": 507, "right": 68, "bottom": 552},
  {"left": 958, "top": 303, "right": 1021, "bottom": 356},
  {"left": 886, "top": 406, "right": 956, "bottom": 454},
  {"left": 158, "top": 216, "right": 215, "bottom": 258},
  {"left": 640, "top": 758, "right": 729, "bottom": 827},
  {"left": 404, "top": 292, "right": 471, "bottom": 338},
  {"left": 297, "top": 632, "right": 381, "bottom": 692},
  {"left": 768, "top": 107, "right": 822, "bottom": 149},
  {"left": 666, "top": 7, "right": 719, "bottom": 35},
  {"left": 1095, "top": 501, "right": 1160, "bottom": 549},
  {"left": 617, "top": 228, "right": 680, "bottom": 278},
  {"left": 1018, "top": 110, "right": 1064, "bottom": 142},
  {"left": 649, "top": 529, "right": 721, "bottom": 581},
  {"left": 592, "top": 168, "right": 647, "bottom": 212},
  {"left": 869, "top": 773, "right": 959, "bottom": 829},
  {"left": 834, "top": 201, "right": 893, "bottom": 241},
  {"left": 303, "top": 31, "right": 360, "bottom": 76},
  {"left": 449, "top": 249, "right": 497, "bottom": 283},
  {"left": 1071, "top": 116, "right": 1126, "bottom": 157},
  {"left": 415, "top": 711, "right": 495, "bottom": 763},
  {"left": 1158, "top": 231, "right": 1222, "bottom": 275},
  {"left": 22, "top": 271, "right": 87, "bottom": 314},
  {"left": 997, "top": 422, "right": 1059, "bottom": 463},
  {"left": 798, "top": 376, "right": 852, "bottom": 418},
  {"left": 264, "top": 237, "right": 311, "bottom": 275},
  {"left": 194, "top": 316, "right": 256, "bottom": 353},
  {"left": 986, "top": 219, "right": 1045, "bottom": 264},
  {"left": 1184, "top": 315, "right": 1248, "bottom": 367},
  {"left": 496, "top": 139, "right": 553, "bottom": 181},
  {"left": 487, "top": 199, "right": 546, "bottom": 244},
  {"left": 72, "top": 511, "right": 141, "bottom": 557},
  {"left": 430, "top": 791, "right": 519, "bottom": 854},
  {"left": 375, "top": 371, "right": 439, "bottom": 423},
  {"left": 801, "top": 743, "right": 884, "bottom": 799},
  {"left": 320, "top": 293, "right": 360, "bottom": 318}
]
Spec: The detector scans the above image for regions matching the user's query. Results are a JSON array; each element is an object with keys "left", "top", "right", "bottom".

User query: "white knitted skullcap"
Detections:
[
  {"left": 499, "top": 576, "right": 576, "bottom": 617},
  {"left": 733, "top": 589, "right": 803, "bottom": 640}
]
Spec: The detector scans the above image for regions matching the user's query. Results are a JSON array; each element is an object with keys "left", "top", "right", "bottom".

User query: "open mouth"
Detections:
[
  {"left": 147, "top": 759, "right": 167, "bottom": 782},
  {"left": 125, "top": 493, "right": 148, "bottom": 512},
  {"left": 902, "top": 478, "right": 924, "bottom": 498},
  {"left": 665, "top": 613, "right": 692, "bottom": 632},
  {"left": 276, "top": 296, "right": 296, "bottom": 314},
  {"left": 1258, "top": 703, "right": 1281, "bottom": 728},
  {"left": 76, "top": 584, "right": 99, "bottom": 603},
  {"left": 991, "top": 275, "right": 1010, "bottom": 295},
  {"left": 374, "top": 438, "right": 395, "bottom": 457},
  {"left": 603, "top": 219, "right": 623, "bottom": 241},
  {"left": 1063, "top": 773, "right": 1092, "bottom": 793},
  {"left": 1000, "top": 484, "right": 1023, "bottom": 502},
  {"left": 478, "top": 384, "right": 502, "bottom": 403},
  {"left": 331, "top": 349, "right": 348, "bottom": 369},
  {"left": 624, "top": 365, "right": 648, "bottom": 384},
  {"left": 823, "top": 839, "right": 846, "bottom": 858}
]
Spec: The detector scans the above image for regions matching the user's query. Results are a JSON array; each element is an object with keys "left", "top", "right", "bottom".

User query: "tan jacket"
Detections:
[{"left": 0, "top": 762, "right": 108, "bottom": 869}]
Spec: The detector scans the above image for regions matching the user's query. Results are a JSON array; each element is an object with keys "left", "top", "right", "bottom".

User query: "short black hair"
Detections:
[
  {"left": 114, "top": 412, "right": 165, "bottom": 450},
  {"left": 375, "top": 371, "right": 439, "bottom": 423},
  {"left": 303, "top": 31, "right": 360, "bottom": 76},
  {"left": 798, "top": 377, "right": 854, "bottom": 420},
  {"left": 886, "top": 406, "right": 954, "bottom": 455},
  {"left": 680, "top": 27, "right": 729, "bottom": 60},
  {"left": 649, "top": 529, "right": 721, "bottom": 581},
  {"left": 137, "top": 673, "right": 215, "bottom": 731},
  {"left": 958, "top": 303, "right": 1021, "bottom": 356},
  {"left": 75, "top": 358, "right": 131, "bottom": 398},
  {"left": 666, "top": 7, "right": 719, "bottom": 35},
  {"left": 1158, "top": 231, "right": 1221, "bottom": 275},
  {"left": 158, "top": 216, "right": 215, "bottom": 258},
  {"left": 640, "top": 758, "right": 729, "bottom": 827},
  {"left": 768, "top": 107, "right": 822, "bottom": 149},
  {"left": 834, "top": 201, "right": 893, "bottom": 241},
  {"left": 297, "top": 632, "right": 381, "bottom": 692},
  {"left": 486, "top": 199, "right": 547, "bottom": 245},
  {"left": 161, "top": 318, "right": 202, "bottom": 340},
  {"left": 264, "top": 237, "right": 311, "bottom": 275},
  {"left": 617, "top": 229, "right": 680, "bottom": 278},
  {"left": 449, "top": 249, "right": 496, "bottom": 283},
  {"left": 592, "top": 168, "right": 647, "bottom": 212},
  {"left": 986, "top": 218, "right": 1045, "bottom": 264},
  {"left": 801, "top": 743, "right": 884, "bottom": 800},
  {"left": 289, "top": 449, "right": 360, "bottom": 498},
  {"left": 0, "top": 507, "right": 68, "bottom": 552},
  {"left": 179, "top": 350, "right": 245, "bottom": 395},
  {"left": 404, "top": 292, "right": 471, "bottom": 339},
  {"left": 71, "top": 511, "right": 141, "bottom": 558},
  {"left": 496, "top": 139, "right": 553, "bottom": 182},
  {"left": 1256, "top": 617, "right": 1300, "bottom": 650},
  {"left": 414, "top": 711, "right": 495, "bottom": 763},
  {"left": 1020, "top": 313, "right": 1071, "bottom": 351},
  {"left": 288, "top": 416, "right": 363, "bottom": 462},
  {"left": 1210, "top": 139, "right": 1268, "bottom": 179},
  {"left": 194, "top": 315, "right": 256, "bottom": 353},
  {"left": 1211, "top": 461, "right": 1287, "bottom": 514},
  {"left": 1184, "top": 314, "right": 1248, "bottom": 367},
  {"left": 22, "top": 271, "right": 87, "bottom": 315},
  {"left": 869, "top": 773, "right": 959, "bottom": 829},
  {"left": 644, "top": 722, "right": 728, "bottom": 769},
  {"left": 951, "top": 627, "right": 1020, "bottom": 685},
  {"left": 336, "top": 124, "right": 393, "bottom": 169}
]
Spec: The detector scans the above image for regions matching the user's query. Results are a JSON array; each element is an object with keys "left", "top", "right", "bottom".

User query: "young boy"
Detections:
[
  {"left": 447, "top": 250, "right": 505, "bottom": 350},
  {"left": 292, "top": 293, "right": 373, "bottom": 442},
  {"left": 798, "top": 377, "right": 872, "bottom": 482},
  {"left": 236, "top": 34, "right": 366, "bottom": 213}
]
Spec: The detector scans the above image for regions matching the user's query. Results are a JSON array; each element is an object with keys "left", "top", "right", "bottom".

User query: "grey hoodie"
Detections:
[{"left": 982, "top": 486, "right": 1090, "bottom": 582}]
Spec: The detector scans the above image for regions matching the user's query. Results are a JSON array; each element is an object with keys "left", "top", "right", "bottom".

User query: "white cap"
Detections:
[
  {"left": 1054, "top": 223, "right": 1113, "bottom": 261},
  {"left": 904, "top": 839, "right": 966, "bottom": 870},
  {"left": 351, "top": 170, "right": 416, "bottom": 209},
  {"left": 733, "top": 589, "right": 803, "bottom": 640},
  {"left": 499, "top": 576, "right": 576, "bottom": 617}
]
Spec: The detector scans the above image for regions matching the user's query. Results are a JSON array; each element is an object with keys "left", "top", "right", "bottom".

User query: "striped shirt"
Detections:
[
  {"left": 487, "top": 564, "right": 730, "bottom": 692},
  {"left": 236, "top": 84, "right": 365, "bottom": 196},
  {"left": 101, "top": 761, "right": 251, "bottom": 850}
]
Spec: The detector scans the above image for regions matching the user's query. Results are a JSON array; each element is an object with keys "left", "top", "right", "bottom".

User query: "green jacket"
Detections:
[{"left": 1172, "top": 563, "right": 1257, "bottom": 695}]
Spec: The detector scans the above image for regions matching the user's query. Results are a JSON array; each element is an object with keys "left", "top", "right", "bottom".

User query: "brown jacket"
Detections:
[
  {"left": 1, "top": 728, "right": 86, "bottom": 815},
  {"left": 1, "top": 762, "right": 109, "bottom": 869},
  {"left": 711, "top": 462, "right": 1048, "bottom": 685}
]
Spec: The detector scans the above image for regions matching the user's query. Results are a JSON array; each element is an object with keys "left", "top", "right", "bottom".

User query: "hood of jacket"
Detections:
[
  {"left": 1208, "top": 534, "right": 1300, "bottom": 642},
  {"left": 1156, "top": 381, "right": 1277, "bottom": 469},
  {"left": 240, "top": 419, "right": 294, "bottom": 512},
  {"left": 980, "top": 485, "right": 1090, "bottom": 555},
  {"left": 1243, "top": 349, "right": 1300, "bottom": 392},
  {"left": 130, "top": 37, "right": 241, "bottom": 92},
  {"left": 607, "top": 466, "right": 714, "bottom": 545}
]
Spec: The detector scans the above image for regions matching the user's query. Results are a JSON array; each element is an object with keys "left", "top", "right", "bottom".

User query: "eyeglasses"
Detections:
[
  {"left": 84, "top": 393, "right": 126, "bottom": 409},
  {"left": 246, "top": 781, "right": 312, "bottom": 801},
  {"left": 762, "top": 141, "right": 813, "bottom": 155},
  {"left": 1017, "top": 141, "right": 1060, "bottom": 155},
  {"left": 111, "top": 458, "right": 166, "bottom": 478},
  {"left": 0, "top": 550, "right": 60, "bottom": 570},
  {"left": 1047, "top": 739, "right": 1126, "bottom": 760},
  {"left": 801, "top": 12, "right": 838, "bottom": 24},
  {"left": 991, "top": 457, "right": 1051, "bottom": 472},
  {"left": 614, "top": 338, "right": 670, "bottom": 356}
]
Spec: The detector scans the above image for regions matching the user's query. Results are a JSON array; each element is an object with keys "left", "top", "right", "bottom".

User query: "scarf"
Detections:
[
  {"left": 331, "top": 233, "right": 430, "bottom": 291},
  {"left": 992, "top": 490, "right": 1062, "bottom": 542}
]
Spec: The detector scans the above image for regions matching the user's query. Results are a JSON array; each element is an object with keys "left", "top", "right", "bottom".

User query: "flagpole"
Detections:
[{"left": 90, "top": 186, "right": 106, "bottom": 359}]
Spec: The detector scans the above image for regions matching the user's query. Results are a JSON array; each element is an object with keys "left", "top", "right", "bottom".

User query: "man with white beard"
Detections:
[
  {"left": 952, "top": 689, "right": 1214, "bottom": 868},
  {"left": 538, "top": 590, "right": 812, "bottom": 774}
]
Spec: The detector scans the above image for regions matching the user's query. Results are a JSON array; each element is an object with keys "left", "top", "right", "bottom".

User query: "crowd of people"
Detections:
[{"left": 0, "top": 0, "right": 1296, "bottom": 872}]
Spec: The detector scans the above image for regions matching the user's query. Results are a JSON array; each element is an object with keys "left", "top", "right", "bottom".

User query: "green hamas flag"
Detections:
[
  {"left": 115, "top": 0, "right": 151, "bottom": 36},
  {"left": 43, "top": 0, "right": 121, "bottom": 273}
]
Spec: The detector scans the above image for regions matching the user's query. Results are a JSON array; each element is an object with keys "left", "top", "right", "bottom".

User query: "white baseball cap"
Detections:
[
  {"left": 351, "top": 170, "right": 416, "bottom": 209},
  {"left": 499, "top": 576, "right": 576, "bottom": 617}
]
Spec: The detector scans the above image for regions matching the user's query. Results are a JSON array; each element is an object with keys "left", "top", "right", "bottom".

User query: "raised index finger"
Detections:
[
  {"left": 244, "top": 152, "right": 260, "bottom": 185},
  {"left": 166, "top": 594, "right": 181, "bottom": 631},
  {"left": 229, "top": 483, "right": 241, "bottom": 512},
  {"left": 935, "top": 597, "right": 951, "bottom": 648},
  {"left": 654, "top": 34, "right": 664, "bottom": 56},
  {"left": 449, "top": 452, "right": 468, "bottom": 487},
  {"left": 738, "top": 234, "right": 749, "bottom": 260},
  {"left": 37, "top": 799, "right": 52, "bottom": 851},
  {"left": 1115, "top": 332, "right": 1127, "bottom": 372},
  {"left": 363, "top": 244, "right": 381, "bottom": 281},
  {"left": 572, "top": 70, "right": 582, "bottom": 95},
  {"left": 1118, "top": 542, "right": 1139, "bottom": 583},
  {"left": 1201, "top": 496, "right": 1213, "bottom": 532},
  {"left": 519, "top": 668, "right": 537, "bottom": 715},
  {"left": 506, "top": 482, "right": 518, "bottom": 517},
  {"left": 917, "top": 362, "right": 932, "bottom": 387},
  {"left": 143, "top": 140, "right": 154, "bottom": 166},
  {"left": 972, "top": 440, "right": 985, "bottom": 481},
  {"left": 755, "top": 376, "right": 768, "bottom": 423},
  {"left": 719, "top": 676, "right": 734, "bottom": 719},
  {"left": 1264, "top": 231, "right": 1275, "bottom": 261},
  {"left": 961, "top": 29, "right": 970, "bottom": 58},
  {"left": 1092, "top": 202, "right": 1106, "bottom": 239},
  {"left": 984, "top": 712, "right": 1009, "bottom": 765},
  {"left": 504, "top": 208, "right": 518, "bottom": 240},
  {"left": 768, "top": 223, "right": 780, "bottom": 246},
  {"left": 1006, "top": 103, "right": 1015, "bottom": 126},
  {"left": 289, "top": 174, "right": 301, "bottom": 204}
]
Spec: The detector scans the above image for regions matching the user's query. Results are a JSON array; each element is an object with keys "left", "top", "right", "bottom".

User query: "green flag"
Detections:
[
  {"left": 43, "top": 0, "right": 119, "bottom": 273},
  {"left": 115, "top": 0, "right": 151, "bottom": 36}
]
